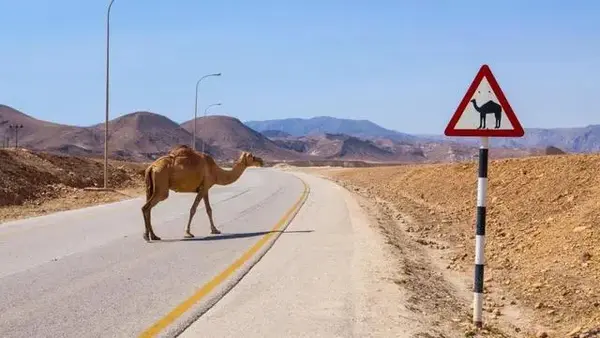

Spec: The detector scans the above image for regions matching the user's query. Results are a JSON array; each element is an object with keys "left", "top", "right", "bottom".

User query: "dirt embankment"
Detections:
[
  {"left": 0, "top": 149, "right": 146, "bottom": 222},
  {"left": 317, "top": 153, "right": 600, "bottom": 337}
]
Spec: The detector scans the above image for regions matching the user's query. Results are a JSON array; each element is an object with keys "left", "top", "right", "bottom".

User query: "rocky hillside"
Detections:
[
  {"left": 270, "top": 133, "right": 425, "bottom": 162},
  {"left": 321, "top": 154, "right": 600, "bottom": 337},
  {"left": 261, "top": 130, "right": 292, "bottom": 138},
  {"left": 0, "top": 148, "right": 144, "bottom": 208}
]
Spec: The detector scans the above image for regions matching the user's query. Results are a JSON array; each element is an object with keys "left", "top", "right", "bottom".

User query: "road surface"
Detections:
[{"left": 0, "top": 168, "right": 403, "bottom": 337}]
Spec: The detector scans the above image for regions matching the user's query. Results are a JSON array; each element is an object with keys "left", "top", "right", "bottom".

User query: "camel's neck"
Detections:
[
  {"left": 214, "top": 160, "right": 246, "bottom": 185},
  {"left": 471, "top": 100, "right": 481, "bottom": 112}
]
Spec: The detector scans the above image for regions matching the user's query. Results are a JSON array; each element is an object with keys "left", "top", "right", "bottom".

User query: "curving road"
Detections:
[
  {"left": 0, "top": 168, "right": 392, "bottom": 338},
  {"left": 0, "top": 168, "right": 309, "bottom": 338}
]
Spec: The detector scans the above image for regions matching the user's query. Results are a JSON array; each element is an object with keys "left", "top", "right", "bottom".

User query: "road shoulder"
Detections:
[{"left": 180, "top": 171, "right": 419, "bottom": 337}]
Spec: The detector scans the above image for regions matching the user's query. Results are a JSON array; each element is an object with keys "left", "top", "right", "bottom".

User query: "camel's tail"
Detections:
[{"left": 144, "top": 166, "right": 154, "bottom": 201}]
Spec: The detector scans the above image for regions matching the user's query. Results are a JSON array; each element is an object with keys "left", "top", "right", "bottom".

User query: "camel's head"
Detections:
[{"left": 239, "top": 151, "right": 264, "bottom": 167}]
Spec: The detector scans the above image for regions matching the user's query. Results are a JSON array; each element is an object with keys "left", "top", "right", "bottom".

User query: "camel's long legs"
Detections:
[
  {"left": 141, "top": 197, "right": 162, "bottom": 241},
  {"left": 204, "top": 192, "right": 221, "bottom": 234},
  {"left": 184, "top": 191, "right": 204, "bottom": 238},
  {"left": 141, "top": 168, "right": 168, "bottom": 242}
]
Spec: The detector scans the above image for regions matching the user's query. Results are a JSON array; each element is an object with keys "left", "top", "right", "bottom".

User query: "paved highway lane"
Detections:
[
  {"left": 0, "top": 168, "right": 308, "bottom": 338},
  {"left": 179, "top": 171, "right": 411, "bottom": 338}
]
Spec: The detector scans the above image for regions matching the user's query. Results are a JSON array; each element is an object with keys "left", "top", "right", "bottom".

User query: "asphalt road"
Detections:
[
  {"left": 0, "top": 168, "right": 308, "bottom": 338},
  {"left": 179, "top": 171, "right": 398, "bottom": 338}
]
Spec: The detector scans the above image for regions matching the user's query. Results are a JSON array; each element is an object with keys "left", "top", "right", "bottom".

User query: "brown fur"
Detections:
[{"left": 140, "top": 145, "right": 264, "bottom": 241}]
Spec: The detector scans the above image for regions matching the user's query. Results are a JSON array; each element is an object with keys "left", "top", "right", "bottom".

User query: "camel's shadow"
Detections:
[{"left": 158, "top": 229, "right": 314, "bottom": 242}]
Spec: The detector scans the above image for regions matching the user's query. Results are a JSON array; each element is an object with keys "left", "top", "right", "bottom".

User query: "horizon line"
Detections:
[{"left": 1, "top": 103, "right": 597, "bottom": 134}]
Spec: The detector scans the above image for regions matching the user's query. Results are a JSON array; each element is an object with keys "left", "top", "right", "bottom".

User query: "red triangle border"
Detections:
[{"left": 444, "top": 64, "right": 525, "bottom": 137}]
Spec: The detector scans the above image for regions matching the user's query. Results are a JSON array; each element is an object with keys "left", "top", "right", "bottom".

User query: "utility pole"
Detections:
[{"left": 9, "top": 124, "right": 23, "bottom": 148}]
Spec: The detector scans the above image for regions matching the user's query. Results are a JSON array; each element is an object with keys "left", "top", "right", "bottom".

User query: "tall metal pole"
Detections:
[
  {"left": 192, "top": 72, "right": 221, "bottom": 150},
  {"left": 104, "top": 0, "right": 115, "bottom": 189},
  {"left": 201, "top": 103, "right": 222, "bottom": 153}
]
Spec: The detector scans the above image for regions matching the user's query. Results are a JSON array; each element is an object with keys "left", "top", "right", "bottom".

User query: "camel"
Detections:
[
  {"left": 471, "top": 99, "right": 502, "bottom": 129},
  {"left": 141, "top": 145, "right": 264, "bottom": 241}
]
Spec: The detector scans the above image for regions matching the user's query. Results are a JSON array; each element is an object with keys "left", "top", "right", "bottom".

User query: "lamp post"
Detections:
[
  {"left": 192, "top": 73, "right": 221, "bottom": 150},
  {"left": 201, "top": 103, "right": 222, "bottom": 154},
  {"left": 9, "top": 124, "right": 23, "bottom": 148},
  {"left": 103, "top": 0, "right": 116, "bottom": 189}
]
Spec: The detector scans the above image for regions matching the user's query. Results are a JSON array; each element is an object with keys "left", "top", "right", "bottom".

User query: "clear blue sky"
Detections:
[{"left": 1, "top": 0, "right": 598, "bottom": 134}]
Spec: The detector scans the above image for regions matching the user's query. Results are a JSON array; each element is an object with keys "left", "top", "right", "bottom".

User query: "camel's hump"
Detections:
[{"left": 481, "top": 100, "right": 501, "bottom": 109}]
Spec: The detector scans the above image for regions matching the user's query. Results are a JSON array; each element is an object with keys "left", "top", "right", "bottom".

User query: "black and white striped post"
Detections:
[
  {"left": 444, "top": 64, "right": 525, "bottom": 329},
  {"left": 473, "top": 136, "right": 489, "bottom": 328}
]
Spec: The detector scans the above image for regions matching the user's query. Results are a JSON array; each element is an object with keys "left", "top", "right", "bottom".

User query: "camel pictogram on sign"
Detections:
[
  {"left": 444, "top": 64, "right": 524, "bottom": 137},
  {"left": 471, "top": 95, "right": 502, "bottom": 129}
]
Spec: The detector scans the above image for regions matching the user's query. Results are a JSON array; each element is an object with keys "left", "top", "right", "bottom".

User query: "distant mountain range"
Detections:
[
  {"left": 1, "top": 103, "right": 596, "bottom": 164},
  {"left": 246, "top": 116, "right": 600, "bottom": 153},
  {"left": 245, "top": 116, "right": 417, "bottom": 142},
  {"left": 415, "top": 125, "right": 600, "bottom": 153}
]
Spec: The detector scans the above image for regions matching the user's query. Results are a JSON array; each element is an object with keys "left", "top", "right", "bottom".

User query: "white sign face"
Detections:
[
  {"left": 444, "top": 64, "right": 524, "bottom": 138},
  {"left": 453, "top": 77, "right": 514, "bottom": 130}
]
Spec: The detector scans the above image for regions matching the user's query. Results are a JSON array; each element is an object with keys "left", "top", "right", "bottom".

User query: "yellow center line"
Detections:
[{"left": 138, "top": 179, "right": 310, "bottom": 337}]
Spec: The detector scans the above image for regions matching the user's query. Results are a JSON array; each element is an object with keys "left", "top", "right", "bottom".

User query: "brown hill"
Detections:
[
  {"left": 180, "top": 115, "right": 303, "bottom": 160},
  {"left": 0, "top": 104, "right": 98, "bottom": 151},
  {"left": 321, "top": 153, "right": 600, "bottom": 336},
  {"left": 0, "top": 105, "right": 218, "bottom": 161},
  {"left": 90, "top": 111, "right": 217, "bottom": 160}
]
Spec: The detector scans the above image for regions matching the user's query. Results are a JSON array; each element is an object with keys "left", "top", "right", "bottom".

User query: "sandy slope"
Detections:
[{"left": 307, "top": 153, "right": 600, "bottom": 337}]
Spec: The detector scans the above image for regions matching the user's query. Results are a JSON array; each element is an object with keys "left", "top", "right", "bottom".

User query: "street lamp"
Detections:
[
  {"left": 192, "top": 72, "right": 221, "bottom": 150},
  {"left": 201, "top": 103, "right": 222, "bottom": 154},
  {"left": 103, "top": 0, "right": 116, "bottom": 190}
]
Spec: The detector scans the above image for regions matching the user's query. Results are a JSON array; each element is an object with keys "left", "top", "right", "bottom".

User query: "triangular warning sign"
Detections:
[{"left": 444, "top": 64, "right": 524, "bottom": 137}]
